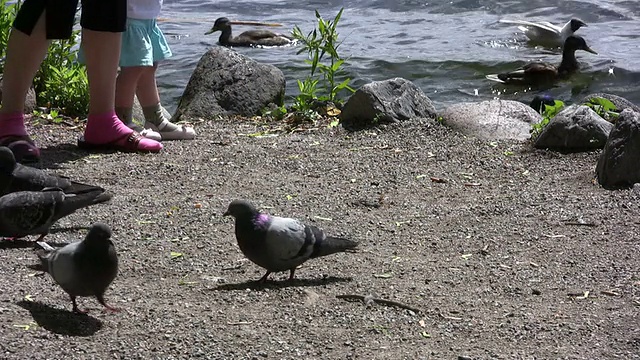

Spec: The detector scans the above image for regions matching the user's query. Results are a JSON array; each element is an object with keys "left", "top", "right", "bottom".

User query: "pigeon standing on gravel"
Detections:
[
  {"left": 0, "top": 187, "right": 111, "bottom": 241},
  {"left": 0, "top": 146, "right": 109, "bottom": 196},
  {"left": 35, "top": 222, "right": 119, "bottom": 313},
  {"left": 223, "top": 200, "right": 358, "bottom": 282}
]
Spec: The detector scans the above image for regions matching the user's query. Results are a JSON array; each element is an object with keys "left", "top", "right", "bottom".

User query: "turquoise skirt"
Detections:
[{"left": 119, "top": 18, "right": 172, "bottom": 67}]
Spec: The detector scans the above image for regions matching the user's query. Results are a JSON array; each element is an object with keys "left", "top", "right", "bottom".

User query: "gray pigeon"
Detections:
[
  {"left": 36, "top": 222, "right": 119, "bottom": 313},
  {"left": 0, "top": 187, "right": 111, "bottom": 241},
  {"left": 223, "top": 200, "right": 358, "bottom": 282},
  {"left": 0, "top": 146, "right": 109, "bottom": 196}
]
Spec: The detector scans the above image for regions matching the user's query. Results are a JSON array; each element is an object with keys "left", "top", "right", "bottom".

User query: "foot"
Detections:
[
  {"left": 80, "top": 112, "right": 162, "bottom": 153},
  {"left": 146, "top": 119, "right": 196, "bottom": 140},
  {"left": 125, "top": 121, "right": 162, "bottom": 142},
  {"left": 0, "top": 136, "right": 40, "bottom": 163}
]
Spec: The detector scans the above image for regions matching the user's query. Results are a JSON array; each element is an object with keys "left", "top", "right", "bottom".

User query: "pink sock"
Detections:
[
  {"left": 0, "top": 112, "right": 28, "bottom": 138},
  {"left": 84, "top": 111, "right": 162, "bottom": 152}
]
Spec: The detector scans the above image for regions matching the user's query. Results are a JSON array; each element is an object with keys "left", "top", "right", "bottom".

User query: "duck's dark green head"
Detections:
[
  {"left": 569, "top": 18, "right": 587, "bottom": 32},
  {"left": 205, "top": 17, "right": 231, "bottom": 35},
  {"left": 564, "top": 35, "right": 597, "bottom": 54}
]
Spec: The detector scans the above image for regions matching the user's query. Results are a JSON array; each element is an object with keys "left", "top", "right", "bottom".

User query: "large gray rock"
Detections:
[
  {"left": 535, "top": 105, "right": 613, "bottom": 151},
  {"left": 339, "top": 78, "right": 436, "bottom": 130},
  {"left": 441, "top": 99, "right": 541, "bottom": 141},
  {"left": 596, "top": 109, "right": 640, "bottom": 189},
  {"left": 0, "top": 77, "right": 37, "bottom": 114},
  {"left": 173, "top": 47, "right": 285, "bottom": 121},
  {"left": 581, "top": 93, "right": 640, "bottom": 113}
]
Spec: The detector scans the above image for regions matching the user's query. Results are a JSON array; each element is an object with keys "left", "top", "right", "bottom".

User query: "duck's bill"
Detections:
[
  {"left": 228, "top": 20, "right": 283, "bottom": 27},
  {"left": 585, "top": 46, "right": 598, "bottom": 54}
]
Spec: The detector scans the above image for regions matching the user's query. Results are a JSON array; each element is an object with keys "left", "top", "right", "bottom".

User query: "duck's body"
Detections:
[
  {"left": 205, "top": 17, "right": 293, "bottom": 47},
  {"left": 500, "top": 18, "right": 587, "bottom": 47},
  {"left": 486, "top": 35, "right": 597, "bottom": 86}
]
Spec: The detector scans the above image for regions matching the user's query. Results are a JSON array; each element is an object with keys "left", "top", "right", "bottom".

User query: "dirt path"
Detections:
[{"left": 0, "top": 117, "right": 638, "bottom": 359}]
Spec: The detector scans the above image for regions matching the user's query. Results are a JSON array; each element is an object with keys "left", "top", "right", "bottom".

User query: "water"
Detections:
[{"left": 159, "top": 0, "right": 640, "bottom": 114}]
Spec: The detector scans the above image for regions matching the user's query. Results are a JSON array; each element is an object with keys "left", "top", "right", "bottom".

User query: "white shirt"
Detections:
[{"left": 128, "top": 0, "right": 163, "bottom": 20}]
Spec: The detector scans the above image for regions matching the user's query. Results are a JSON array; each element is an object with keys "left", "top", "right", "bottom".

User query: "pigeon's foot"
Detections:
[
  {"left": 102, "top": 304, "right": 121, "bottom": 313},
  {"left": 71, "top": 297, "right": 88, "bottom": 314},
  {"left": 97, "top": 295, "right": 120, "bottom": 313},
  {"left": 257, "top": 271, "right": 272, "bottom": 283}
]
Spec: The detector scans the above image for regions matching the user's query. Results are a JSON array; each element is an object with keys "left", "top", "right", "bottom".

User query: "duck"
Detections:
[
  {"left": 485, "top": 35, "right": 597, "bottom": 85},
  {"left": 499, "top": 18, "right": 587, "bottom": 48},
  {"left": 205, "top": 17, "right": 293, "bottom": 47}
]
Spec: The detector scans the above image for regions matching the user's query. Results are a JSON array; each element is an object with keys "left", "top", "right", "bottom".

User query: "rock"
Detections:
[
  {"left": 581, "top": 93, "right": 640, "bottom": 113},
  {"left": 596, "top": 109, "right": 640, "bottom": 188},
  {"left": 339, "top": 78, "right": 436, "bottom": 130},
  {"left": 534, "top": 105, "right": 613, "bottom": 151},
  {"left": 0, "top": 76, "right": 37, "bottom": 114},
  {"left": 173, "top": 47, "right": 285, "bottom": 121},
  {"left": 441, "top": 99, "right": 541, "bottom": 140}
]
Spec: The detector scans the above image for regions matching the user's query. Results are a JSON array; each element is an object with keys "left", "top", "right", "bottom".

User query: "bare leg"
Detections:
[
  {"left": 115, "top": 66, "right": 145, "bottom": 109},
  {"left": 135, "top": 65, "right": 161, "bottom": 106},
  {"left": 0, "top": 13, "right": 50, "bottom": 115}
]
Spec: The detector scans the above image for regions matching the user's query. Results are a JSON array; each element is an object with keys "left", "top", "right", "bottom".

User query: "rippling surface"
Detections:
[{"left": 159, "top": 0, "right": 640, "bottom": 113}]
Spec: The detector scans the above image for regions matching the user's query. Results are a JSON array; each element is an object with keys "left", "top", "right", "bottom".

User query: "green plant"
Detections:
[
  {"left": 584, "top": 97, "right": 619, "bottom": 122},
  {"left": 0, "top": 0, "right": 21, "bottom": 74},
  {"left": 531, "top": 99, "right": 565, "bottom": 138},
  {"left": 34, "top": 22, "right": 89, "bottom": 117},
  {"left": 292, "top": 8, "right": 354, "bottom": 111}
]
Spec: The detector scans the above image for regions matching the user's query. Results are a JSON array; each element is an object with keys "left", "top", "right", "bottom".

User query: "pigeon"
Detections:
[
  {"left": 0, "top": 146, "right": 109, "bottom": 196},
  {"left": 223, "top": 200, "right": 358, "bottom": 282},
  {"left": 499, "top": 18, "right": 587, "bottom": 48},
  {"left": 35, "top": 222, "right": 119, "bottom": 313},
  {"left": 0, "top": 187, "right": 111, "bottom": 241}
]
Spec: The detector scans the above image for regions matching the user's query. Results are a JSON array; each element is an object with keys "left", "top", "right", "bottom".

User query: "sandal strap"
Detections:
[{"left": 126, "top": 131, "right": 143, "bottom": 146}]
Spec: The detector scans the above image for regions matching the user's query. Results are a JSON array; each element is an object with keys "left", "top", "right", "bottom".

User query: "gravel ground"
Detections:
[{"left": 0, "top": 117, "right": 638, "bottom": 359}]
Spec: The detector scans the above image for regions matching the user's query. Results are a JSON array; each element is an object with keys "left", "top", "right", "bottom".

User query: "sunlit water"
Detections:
[{"left": 158, "top": 0, "right": 640, "bottom": 113}]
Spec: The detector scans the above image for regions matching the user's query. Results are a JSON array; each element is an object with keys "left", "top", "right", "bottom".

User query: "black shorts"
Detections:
[{"left": 13, "top": 0, "right": 126, "bottom": 40}]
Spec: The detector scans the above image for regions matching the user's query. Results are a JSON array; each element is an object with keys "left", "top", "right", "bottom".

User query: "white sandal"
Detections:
[
  {"left": 145, "top": 119, "right": 196, "bottom": 140},
  {"left": 125, "top": 122, "right": 162, "bottom": 141}
]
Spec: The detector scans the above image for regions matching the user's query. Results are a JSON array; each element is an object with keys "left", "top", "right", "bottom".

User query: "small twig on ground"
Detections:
[
  {"left": 222, "top": 264, "right": 244, "bottom": 271},
  {"left": 336, "top": 294, "right": 421, "bottom": 313},
  {"left": 227, "top": 321, "right": 253, "bottom": 325},
  {"left": 564, "top": 221, "right": 597, "bottom": 227}
]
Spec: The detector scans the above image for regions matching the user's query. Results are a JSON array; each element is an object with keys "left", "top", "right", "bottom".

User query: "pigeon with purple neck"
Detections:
[{"left": 223, "top": 200, "right": 358, "bottom": 283}]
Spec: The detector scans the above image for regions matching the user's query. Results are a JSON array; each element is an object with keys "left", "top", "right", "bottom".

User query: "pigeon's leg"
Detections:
[
  {"left": 34, "top": 233, "right": 48, "bottom": 242},
  {"left": 96, "top": 294, "right": 120, "bottom": 313},
  {"left": 70, "top": 296, "right": 88, "bottom": 314},
  {"left": 288, "top": 267, "right": 297, "bottom": 281},
  {"left": 258, "top": 271, "right": 272, "bottom": 283}
]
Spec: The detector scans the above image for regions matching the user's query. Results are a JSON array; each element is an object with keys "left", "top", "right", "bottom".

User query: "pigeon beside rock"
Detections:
[
  {"left": 223, "top": 200, "right": 358, "bottom": 282},
  {"left": 0, "top": 146, "right": 109, "bottom": 196},
  {"left": 0, "top": 187, "right": 111, "bottom": 241},
  {"left": 35, "top": 222, "right": 119, "bottom": 313}
]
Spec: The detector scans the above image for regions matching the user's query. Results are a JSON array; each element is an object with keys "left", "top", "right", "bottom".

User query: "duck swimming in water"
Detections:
[
  {"left": 499, "top": 18, "right": 587, "bottom": 48},
  {"left": 486, "top": 35, "right": 597, "bottom": 86},
  {"left": 205, "top": 17, "right": 293, "bottom": 47}
]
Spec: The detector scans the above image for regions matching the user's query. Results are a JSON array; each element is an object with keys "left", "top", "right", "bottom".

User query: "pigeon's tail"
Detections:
[
  {"left": 57, "top": 188, "right": 112, "bottom": 218},
  {"left": 312, "top": 236, "right": 358, "bottom": 258},
  {"left": 66, "top": 181, "right": 111, "bottom": 198}
]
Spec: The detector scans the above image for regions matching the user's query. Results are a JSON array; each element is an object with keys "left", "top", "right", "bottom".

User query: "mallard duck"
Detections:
[
  {"left": 486, "top": 35, "right": 597, "bottom": 85},
  {"left": 499, "top": 18, "right": 587, "bottom": 48},
  {"left": 205, "top": 17, "right": 293, "bottom": 47}
]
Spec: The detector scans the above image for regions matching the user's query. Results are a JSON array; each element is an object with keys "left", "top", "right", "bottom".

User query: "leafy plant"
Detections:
[
  {"left": 584, "top": 97, "right": 619, "bottom": 122},
  {"left": 292, "top": 8, "right": 354, "bottom": 111},
  {"left": 531, "top": 99, "right": 565, "bottom": 139},
  {"left": 0, "top": 0, "right": 21, "bottom": 74}
]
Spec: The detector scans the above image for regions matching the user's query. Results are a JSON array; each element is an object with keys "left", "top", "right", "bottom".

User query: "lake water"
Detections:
[{"left": 159, "top": 0, "right": 640, "bottom": 113}]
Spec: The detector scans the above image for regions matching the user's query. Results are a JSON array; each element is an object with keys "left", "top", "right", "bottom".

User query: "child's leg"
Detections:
[
  {"left": 137, "top": 64, "right": 196, "bottom": 140},
  {"left": 80, "top": 31, "right": 161, "bottom": 151},
  {"left": 115, "top": 66, "right": 162, "bottom": 141},
  {"left": 0, "top": 9, "right": 50, "bottom": 162}
]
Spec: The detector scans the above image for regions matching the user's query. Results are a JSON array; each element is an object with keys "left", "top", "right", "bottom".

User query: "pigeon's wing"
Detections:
[
  {"left": 266, "top": 216, "right": 318, "bottom": 264},
  {"left": 0, "top": 190, "right": 61, "bottom": 237},
  {"left": 11, "top": 163, "right": 73, "bottom": 192},
  {"left": 46, "top": 242, "right": 89, "bottom": 295}
]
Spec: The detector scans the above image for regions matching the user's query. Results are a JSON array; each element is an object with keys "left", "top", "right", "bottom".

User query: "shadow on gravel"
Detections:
[
  {"left": 37, "top": 143, "right": 96, "bottom": 169},
  {"left": 213, "top": 275, "right": 353, "bottom": 291},
  {"left": 17, "top": 300, "right": 103, "bottom": 336},
  {"left": 0, "top": 239, "right": 34, "bottom": 250}
]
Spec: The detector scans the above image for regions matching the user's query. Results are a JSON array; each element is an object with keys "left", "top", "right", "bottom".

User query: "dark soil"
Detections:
[{"left": 0, "top": 117, "right": 638, "bottom": 359}]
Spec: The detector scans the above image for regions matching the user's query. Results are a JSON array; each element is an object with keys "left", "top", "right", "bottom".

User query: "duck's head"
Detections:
[
  {"left": 205, "top": 17, "right": 232, "bottom": 35},
  {"left": 564, "top": 35, "right": 597, "bottom": 54},
  {"left": 569, "top": 18, "right": 587, "bottom": 32}
]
